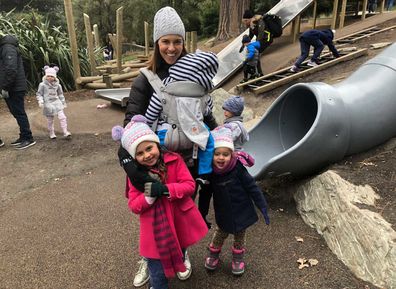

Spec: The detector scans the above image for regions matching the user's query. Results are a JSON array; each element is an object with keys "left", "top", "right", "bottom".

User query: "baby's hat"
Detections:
[
  {"left": 44, "top": 65, "right": 59, "bottom": 77},
  {"left": 212, "top": 125, "right": 234, "bottom": 151},
  {"left": 168, "top": 51, "right": 219, "bottom": 90},
  {"left": 222, "top": 95, "right": 245, "bottom": 116},
  {"left": 241, "top": 34, "right": 251, "bottom": 44},
  {"left": 112, "top": 115, "right": 159, "bottom": 158}
]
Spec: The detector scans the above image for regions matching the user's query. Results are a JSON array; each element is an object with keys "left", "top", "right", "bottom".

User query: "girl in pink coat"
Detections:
[{"left": 112, "top": 115, "right": 208, "bottom": 289}]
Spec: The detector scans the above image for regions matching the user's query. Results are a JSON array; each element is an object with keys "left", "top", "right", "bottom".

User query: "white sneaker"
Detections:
[
  {"left": 133, "top": 259, "right": 149, "bottom": 287},
  {"left": 307, "top": 60, "right": 318, "bottom": 67},
  {"left": 64, "top": 131, "right": 72, "bottom": 138},
  {"left": 49, "top": 132, "right": 57, "bottom": 139},
  {"left": 289, "top": 65, "right": 299, "bottom": 73},
  {"left": 177, "top": 251, "right": 192, "bottom": 280}
]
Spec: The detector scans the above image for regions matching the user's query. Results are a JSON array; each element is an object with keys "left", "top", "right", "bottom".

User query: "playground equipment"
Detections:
[
  {"left": 212, "top": 0, "right": 314, "bottom": 87},
  {"left": 245, "top": 43, "right": 396, "bottom": 180},
  {"left": 95, "top": 0, "right": 314, "bottom": 105}
]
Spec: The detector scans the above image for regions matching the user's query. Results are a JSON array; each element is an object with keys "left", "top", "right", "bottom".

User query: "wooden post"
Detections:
[
  {"left": 116, "top": 7, "right": 123, "bottom": 74},
  {"left": 93, "top": 24, "right": 100, "bottom": 48},
  {"left": 331, "top": 0, "right": 339, "bottom": 30},
  {"left": 312, "top": 0, "right": 318, "bottom": 29},
  {"left": 191, "top": 31, "right": 197, "bottom": 52},
  {"left": 144, "top": 21, "right": 149, "bottom": 57},
  {"left": 362, "top": 0, "right": 368, "bottom": 19},
  {"left": 379, "top": 0, "right": 385, "bottom": 13},
  {"left": 108, "top": 33, "right": 117, "bottom": 58},
  {"left": 103, "top": 74, "right": 113, "bottom": 88},
  {"left": 339, "top": 0, "right": 348, "bottom": 28},
  {"left": 291, "top": 15, "right": 301, "bottom": 43},
  {"left": 63, "top": 0, "right": 81, "bottom": 89},
  {"left": 83, "top": 14, "right": 97, "bottom": 75},
  {"left": 185, "top": 32, "right": 191, "bottom": 52}
]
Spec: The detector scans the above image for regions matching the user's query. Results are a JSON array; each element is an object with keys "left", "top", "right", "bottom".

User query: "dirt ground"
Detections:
[{"left": 0, "top": 15, "right": 395, "bottom": 289}]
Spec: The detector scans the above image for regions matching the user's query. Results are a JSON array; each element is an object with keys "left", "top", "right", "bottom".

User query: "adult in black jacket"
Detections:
[
  {"left": 241, "top": 10, "right": 274, "bottom": 76},
  {"left": 0, "top": 34, "right": 35, "bottom": 149}
]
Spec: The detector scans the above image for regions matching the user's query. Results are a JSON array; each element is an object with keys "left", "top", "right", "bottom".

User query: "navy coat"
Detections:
[
  {"left": 300, "top": 29, "right": 340, "bottom": 58},
  {"left": 210, "top": 161, "right": 268, "bottom": 234}
]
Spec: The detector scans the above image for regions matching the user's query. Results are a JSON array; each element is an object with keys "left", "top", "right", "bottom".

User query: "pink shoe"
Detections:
[
  {"left": 205, "top": 245, "right": 221, "bottom": 271},
  {"left": 231, "top": 247, "right": 245, "bottom": 275}
]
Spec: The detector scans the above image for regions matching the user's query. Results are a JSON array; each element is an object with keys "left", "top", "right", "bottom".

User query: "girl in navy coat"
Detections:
[{"left": 205, "top": 125, "right": 270, "bottom": 275}]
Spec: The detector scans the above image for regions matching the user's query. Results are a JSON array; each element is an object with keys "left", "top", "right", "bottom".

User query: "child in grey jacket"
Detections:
[
  {"left": 36, "top": 65, "right": 71, "bottom": 139},
  {"left": 222, "top": 95, "right": 249, "bottom": 151}
]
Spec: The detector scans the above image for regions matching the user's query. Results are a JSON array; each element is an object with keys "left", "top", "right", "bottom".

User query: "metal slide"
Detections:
[
  {"left": 245, "top": 43, "right": 396, "bottom": 180},
  {"left": 95, "top": 0, "right": 313, "bottom": 105},
  {"left": 212, "top": 0, "right": 313, "bottom": 87}
]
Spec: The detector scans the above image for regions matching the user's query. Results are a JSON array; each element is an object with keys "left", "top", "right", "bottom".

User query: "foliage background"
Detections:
[{"left": 0, "top": 0, "right": 341, "bottom": 91}]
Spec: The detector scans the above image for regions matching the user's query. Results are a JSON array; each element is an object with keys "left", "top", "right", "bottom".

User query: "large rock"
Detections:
[{"left": 294, "top": 170, "right": 396, "bottom": 289}]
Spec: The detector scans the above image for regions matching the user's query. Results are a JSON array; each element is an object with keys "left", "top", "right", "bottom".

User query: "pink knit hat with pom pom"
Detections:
[
  {"left": 211, "top": 124, "right": 234, "bottom": 151},
  {"left": 112, "top": 115, "right": 159, "bottom": 158},
  {"left": 44, "top": 65, "right": 59, "bottom": 77}
]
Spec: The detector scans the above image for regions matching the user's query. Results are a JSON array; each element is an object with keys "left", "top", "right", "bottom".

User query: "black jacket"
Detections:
[
  {"left": 210, "top": 161, "right": 268, "bottom": 234},
  {"left": 123, "top": 60, "right": 217, "bottom": 129},
  {"left": 0, "top": 35, "right": 27, "bottom": 92}
]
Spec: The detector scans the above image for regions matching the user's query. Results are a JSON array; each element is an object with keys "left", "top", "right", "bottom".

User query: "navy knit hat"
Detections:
[
  {"left": 243, "top": 10, "right": 254, "bottom": 19},
  {"left": 242, "top": 34, "right": 251, "bottom": 44},
  {"left": 222, "top": 95, "right": 245, "bottom": 116}
]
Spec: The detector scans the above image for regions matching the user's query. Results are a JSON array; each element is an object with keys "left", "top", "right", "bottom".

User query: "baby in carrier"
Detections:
[{"left": 144, "top": 51, "right": 219, "bottom": 176}]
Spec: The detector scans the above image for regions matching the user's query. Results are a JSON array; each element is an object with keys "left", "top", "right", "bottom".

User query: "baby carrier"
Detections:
[{"left": 140, "top": 67, "right": 211, "bottom": 161}]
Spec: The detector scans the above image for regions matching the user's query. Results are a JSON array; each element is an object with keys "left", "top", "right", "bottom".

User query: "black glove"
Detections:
[
  {"left": 239, "top": 45, "right": 244, "bottom": 53},
  {"left": 144, "top": 181, "right": 169, "bottom": 198},
  {"left": 118, "top": 145, "right": 156, "bottom": 192}
]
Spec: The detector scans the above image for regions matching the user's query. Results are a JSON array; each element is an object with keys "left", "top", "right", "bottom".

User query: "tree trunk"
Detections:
[{"left": 216, "top": 0, "right": 250, "bottom": 41}]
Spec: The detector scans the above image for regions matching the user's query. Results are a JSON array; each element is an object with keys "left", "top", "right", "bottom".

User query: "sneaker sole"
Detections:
[
  {"left": 204, "top": 264, "right": 218, "bottom": 271},
  {"left": 15, "top": 141, "right": 36, "bottom": 150},
  {"left": 11, "top": 142, "right": 22, "bottom": 146},
  {"left": 232, "top": 269, "right": 245, "bottom": 275},
  {"left": 133, "top": 276, "right": 149, "bottom": 287},
  {"left": 177, "top": 268, "right": 192, "bottom": 280}
]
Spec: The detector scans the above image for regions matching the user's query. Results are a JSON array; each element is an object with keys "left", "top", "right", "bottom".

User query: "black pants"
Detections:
[
  {"left": 5, "top": 90, "right": 33, "bottom": 141},
  {"left": 257, "top": 39, "right": 273, "bottom": 76}
]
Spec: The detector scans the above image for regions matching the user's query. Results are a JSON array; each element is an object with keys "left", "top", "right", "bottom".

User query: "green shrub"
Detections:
[{"left": 0, "top": 10, "right": 100, "bottom": 92}]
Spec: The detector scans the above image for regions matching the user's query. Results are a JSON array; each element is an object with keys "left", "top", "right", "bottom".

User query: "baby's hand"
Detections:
[
  {"left": 63, "top": 103, "right": 67, "bottom": 108},
  {"left": 38, "top": 102, "right": 44, "bottom": 108}
]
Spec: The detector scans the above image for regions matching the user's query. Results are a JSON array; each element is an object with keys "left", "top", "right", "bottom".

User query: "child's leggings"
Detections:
[
  {"left": 211, "top": 226, "right": 246, "bottom": 249},
  {"left": 47, "top": 110, "right": 68, "bottom": 134}
]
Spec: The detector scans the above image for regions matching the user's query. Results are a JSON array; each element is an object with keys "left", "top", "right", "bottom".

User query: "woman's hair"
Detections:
[{"left": 147, "top": 40, "right": 187, "bottom": 73}]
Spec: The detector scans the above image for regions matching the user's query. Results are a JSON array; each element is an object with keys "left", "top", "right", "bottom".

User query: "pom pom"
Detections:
[
  {"left": 43, "top": 65, "right": 50, "bottom": 70},
  {"left": 53, "top": 66, "right": 60, "bottom": 73},
  {"left": 131, "top": 114, "right": 147, "bottom": 123},
  {"left": 112, "top": 125, "right": 124, "bottom": 141}
]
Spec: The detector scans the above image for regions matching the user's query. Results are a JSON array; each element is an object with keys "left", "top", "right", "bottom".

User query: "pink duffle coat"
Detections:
[{"left": 128, "top": 152, "right": 208, "bottom": 259}]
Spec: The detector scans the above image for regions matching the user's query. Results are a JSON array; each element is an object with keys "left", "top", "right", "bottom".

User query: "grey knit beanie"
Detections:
[
  {"left": 153, "top": 6, "right": 185, "bottom": 43},
  {"left": 222, "top": 95, "right": 245, "bottom": 116}
]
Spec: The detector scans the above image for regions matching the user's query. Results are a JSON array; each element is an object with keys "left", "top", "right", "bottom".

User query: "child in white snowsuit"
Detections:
[{"left": 36, "top": 66, "right": 71, "bottom": 139}]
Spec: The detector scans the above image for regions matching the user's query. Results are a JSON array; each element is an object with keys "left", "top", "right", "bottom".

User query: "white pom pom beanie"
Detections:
[
  {"left": 153, "top": 6, "right": 185, "bottom": 43},
  {"left": 121, "top": 115, "right": 160, "bottom": 158}
]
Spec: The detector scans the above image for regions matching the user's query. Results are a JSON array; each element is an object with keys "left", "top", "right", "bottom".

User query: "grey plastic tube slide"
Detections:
[{"left": 245, "top": 43, "right": 396, "bottom": 180}]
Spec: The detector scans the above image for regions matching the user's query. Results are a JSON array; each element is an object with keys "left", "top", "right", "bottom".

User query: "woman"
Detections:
[{"left": 118, "top": 6, "right": 216, "bottom": 287}]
